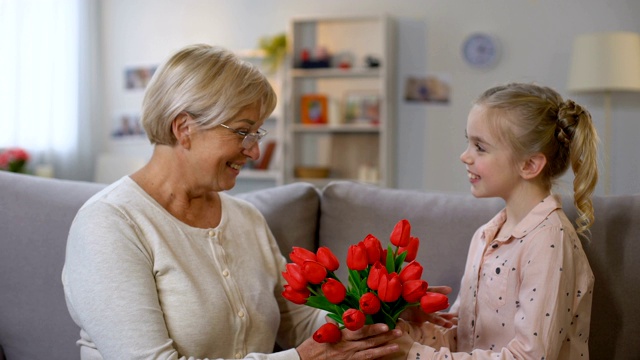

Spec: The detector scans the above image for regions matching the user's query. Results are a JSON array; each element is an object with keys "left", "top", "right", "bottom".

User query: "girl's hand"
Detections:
[
  {"left": 296, "top": 323, "right": 402, "bottom": 360},
  {"left": 399, "top": 285, "right": 458, "bottom": 328}
]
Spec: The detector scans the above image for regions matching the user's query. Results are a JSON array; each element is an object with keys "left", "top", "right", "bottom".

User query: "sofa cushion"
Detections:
[
  {"left": 565, "top": 194, "right": 640, "bottom": 359},
  {"left": 236, "top": 182, "right": 320, "bottom": 256},
  {"left": 319, "top": 181, "right": 504, "bottom": 303},
  {"left": 0, "top": 172, "right": 106, "bottom": 360}
]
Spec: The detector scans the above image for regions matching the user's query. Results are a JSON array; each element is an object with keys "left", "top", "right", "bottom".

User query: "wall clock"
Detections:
[{"left": 462, "top": 33, "right": 500, "bottom": 68}]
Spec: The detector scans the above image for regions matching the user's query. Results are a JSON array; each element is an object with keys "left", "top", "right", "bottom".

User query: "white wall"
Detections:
[{"left": 99, "top": 0, "right": 640, "bottom": 195}]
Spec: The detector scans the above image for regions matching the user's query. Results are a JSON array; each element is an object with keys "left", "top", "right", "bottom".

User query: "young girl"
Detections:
[{"left": 393, "top": 83, "right": 599, "bottom": 359}]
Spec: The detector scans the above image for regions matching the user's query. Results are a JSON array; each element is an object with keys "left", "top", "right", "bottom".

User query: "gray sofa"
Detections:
[{"left": 0, "top": 170, "right": 638, "bottom": 359}]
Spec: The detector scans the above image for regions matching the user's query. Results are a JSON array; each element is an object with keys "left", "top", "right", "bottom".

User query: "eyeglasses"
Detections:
[{"left": 219, "top": 123, "right": 268, "bottom": 150}]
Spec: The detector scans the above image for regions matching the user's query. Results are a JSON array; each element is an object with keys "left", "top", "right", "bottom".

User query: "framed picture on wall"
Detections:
[
  {"left": 301, "top": 94, "right": 329, "bottom": 124},
  {"left": 343, "top": 91, "right": 380, "bottom": 125}
]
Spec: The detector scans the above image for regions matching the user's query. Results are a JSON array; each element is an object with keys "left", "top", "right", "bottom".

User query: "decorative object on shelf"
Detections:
[
  {"left": 301, "top": 94, "right": 329, "bottom": 124},
  {"left": 298, "top": 46, "right": 332, "bottom": 68},
  {"left": 461, "top": 33, "right": 500, "bottom": 68},
  {"left": 335, "top": 51, "right": 355, "bottom": 69},
  {"left": 0, "top": 147, "right": 30, "bottom": 173},
  {"left": 567, "top": 31, "right": 640, "bottom": 195},
  {"left": 258, "top": 32, "right": 287, "bottom": 73},
  {"left": 294, "top": 166, "right": 331, "bottom": 179},
  {"left": 255, "top": 141, "right": 276, "bottom": 170},
  {"left": 343, "top": 91, "right": 380, "bottom": 125},
  {"left": 281, "top": 219, "right": 450, "bottom": 343},
  {"left": 365, "top": 55, "right": 381, "bottom": 68}
]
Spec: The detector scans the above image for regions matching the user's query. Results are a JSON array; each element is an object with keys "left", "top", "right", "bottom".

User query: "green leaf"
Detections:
[
  {"left": 385, "top": 245, "right": 395, "bottom": 273},
  {"left": 395, "top": 251, "right": 408, "bottom": 272},
  {"left": 305, "top": 295, "right": 336, "bottom": 313},
  {"left": 327, "top": 312, "right": 343, "bottom": 325},
  {"left": 348, "top": 268, "right": 362, "bottom": 293}
]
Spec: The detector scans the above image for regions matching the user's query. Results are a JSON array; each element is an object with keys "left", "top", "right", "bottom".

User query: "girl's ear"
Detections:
[
  {"left": 520, "top": 153, "right": 547, "bottom": 180},
  {"left": 172, "top": 113, "right": 192, "bottom": 149}
]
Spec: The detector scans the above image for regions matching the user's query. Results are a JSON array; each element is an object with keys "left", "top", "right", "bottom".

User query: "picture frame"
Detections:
[
  {"left": 301, "top": 94, "right": 328, "bottom": 124},
  {"left": 343, "top": 91, "right": 380, "bottom": 125}
]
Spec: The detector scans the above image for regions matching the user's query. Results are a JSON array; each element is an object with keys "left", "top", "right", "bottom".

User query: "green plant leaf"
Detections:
[{"left": 385, "top": 245, "right": 395, "bottom": 273}]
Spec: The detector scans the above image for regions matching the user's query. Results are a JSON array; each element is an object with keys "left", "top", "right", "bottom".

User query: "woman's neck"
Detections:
[{"left": 130, "top": 146, "right": 222, "bottom": 229}]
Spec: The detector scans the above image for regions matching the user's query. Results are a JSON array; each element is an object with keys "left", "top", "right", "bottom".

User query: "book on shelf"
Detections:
[{"left": 255, "top": 141, "right": 276, "bottom": 170}]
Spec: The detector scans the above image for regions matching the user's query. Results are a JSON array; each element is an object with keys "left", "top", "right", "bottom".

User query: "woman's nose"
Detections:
[{"left": 243, "top": 143, "right": 261, "bottom": 161}]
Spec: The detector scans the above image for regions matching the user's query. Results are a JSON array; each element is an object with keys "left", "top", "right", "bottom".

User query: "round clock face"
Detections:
[{"left": 462, "top": 33, "right": 499, "bottom": 68}]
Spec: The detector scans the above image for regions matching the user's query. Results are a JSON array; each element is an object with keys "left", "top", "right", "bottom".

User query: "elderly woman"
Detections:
[{"left": 62, "top": 44, "right": 401, "bottom": 360}]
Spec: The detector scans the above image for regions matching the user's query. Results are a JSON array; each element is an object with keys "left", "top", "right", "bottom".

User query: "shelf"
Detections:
[
  {"left": 284, "top": 15, "right": 395, "bottom": 187},
  {"left": 291, "top": 123, "right": 380, "bottom": 133},
  {"left": 291, "top": 67, "right": 381, "bottom": 79},
  {"left": 238, "top": 169, "right": 280, "bottom": 180}
]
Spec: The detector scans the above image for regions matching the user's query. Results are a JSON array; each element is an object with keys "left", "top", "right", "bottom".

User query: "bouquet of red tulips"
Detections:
[{"left": 281, "top": 219, "right": 450, "bottom": 343}]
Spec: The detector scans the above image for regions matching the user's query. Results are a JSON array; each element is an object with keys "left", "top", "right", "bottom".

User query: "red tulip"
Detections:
[
  {"left": 420, "top": 292, "right": 450, "bottom": 313},
  {"left": 366, "top": 262, "right": 388, "bottom": 290},
  {"left": 359, "top": 292, "right": 381, "bottom": 315},
  {"left": 342, "top": 308, "right": 366, "bottom": 331},
  {"left": 302, "top": 260, "right": 328, "bottom": 284},
  {"left": 322, "top": 278, "right": 347, "bottom": 304},
  {"left": 282, "top": 263, "right": 308, "bottom": 291},
  {"left": 378, "top": 272, "right": 402, "bottom": 302},
  {"left": 363, "top": 234, "right": 383, "bottom": 264},
  {"left": 313, "top": 323, "right": 342, "bottom": 343},
  {"left": 290, "top": 247, "right": 317, "bottom": 266},
  {"left": 402, "top": 280, "right": 428, "bottom": 303},
  {"left": 282, "top": 285, "right": 310, "bottom": 305},
  {"left": 346, "top": 243, "right": 368, "bottom": 271},
  {"left": 317, "top": 247, "right": 340, "bottom": 272},
  {"left": 390, "top": 219, "right": 412, "bottom": 247},
  {"left": 399, "top": 261, "right": 423, "bottom": 283},
  {"left": 399, "top": 236, "right": 420, "bottom": 262}
]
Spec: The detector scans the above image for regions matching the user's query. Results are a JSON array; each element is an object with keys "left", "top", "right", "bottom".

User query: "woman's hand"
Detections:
[{"left": 296, "top": 323, "right": 402, "bottom": 360}]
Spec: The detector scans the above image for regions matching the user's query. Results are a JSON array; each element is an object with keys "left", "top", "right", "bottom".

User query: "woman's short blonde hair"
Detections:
[{"left": 141, "top": 44, "right": 277, "bottom": 145}]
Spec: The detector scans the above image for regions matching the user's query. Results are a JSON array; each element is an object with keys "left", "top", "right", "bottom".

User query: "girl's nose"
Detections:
[{"left": 460, "top": 148, "right": 471, "bottom": 164}]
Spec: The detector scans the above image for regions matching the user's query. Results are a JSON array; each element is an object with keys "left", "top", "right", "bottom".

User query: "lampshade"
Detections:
[{"left": 567, "top": 31, "right": 640, "bottom": 92}]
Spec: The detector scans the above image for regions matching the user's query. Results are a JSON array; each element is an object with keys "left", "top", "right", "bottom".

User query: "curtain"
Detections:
[{"left": 0, "top": 0, "right": 99, "bottom": 181}]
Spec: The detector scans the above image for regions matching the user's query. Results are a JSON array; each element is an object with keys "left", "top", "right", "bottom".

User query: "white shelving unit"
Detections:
[{"left": 284, "top": 15, "right": 396, "bottom": 187}]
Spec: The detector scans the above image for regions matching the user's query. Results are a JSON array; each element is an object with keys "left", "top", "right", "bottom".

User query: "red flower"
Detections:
[
  {"left": 346, "top": 243, "right": 368, "bottom": 271},
  {"left": 342, "top": 308, "right": 366, "bottom": 331},
  {"left": 322, "top": 278, "right": 347, "bottom": 304},
  {"left": 390, "top": 219, "right": 411, "bottom": 247},
  {"left": 282, "top": 285, "right": 310, "bottom": 305},
  {"left": 282, "top": 263, "right": 307, "bottom": 291},
  {"left": 290, "top": 247, "right": 317, "bottom": 266},
  {"left": 378, "top": 272, "right": 402, "bottom": 302},
  {"left": 367, "top": 262, "right": 388, "bottom": 290},
  {"left": 302, "top": 260, "right": 327, "bottom": 284},
  {"left": 399, "top": 261, "right": 423, "bottom": 283},
  {"left": 363, "top": 234, "right": 383, "bottom": 264},
  {"left": 399, "top": 236, "right": 420, "bottom": 262},
  {"left": 316, "top": 247, "right": 340, "bottom": 272},
  {"left": 420, "top": 292, "right": 450, "bottom": 313},
  {"left": 402, "top": 280, "right": 428, "bottom": 303},
  {"left": 359, "top": 292, "right": 381, "bottom": 315},
  {"left": 313, "top": 323, "right": 342, "bottom": 343}
]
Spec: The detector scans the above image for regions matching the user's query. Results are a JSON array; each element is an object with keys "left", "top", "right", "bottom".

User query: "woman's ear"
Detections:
[
  {"left": 172, "top": 113, "right": 192, "bottom": 148},
  {"left": 520, "top": 153, "right": 547, "bottom": 180}
]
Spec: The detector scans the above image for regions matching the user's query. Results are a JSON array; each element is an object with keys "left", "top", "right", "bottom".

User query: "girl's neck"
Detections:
[{"left": 500, "top": 183, "right": 550, "bottom": 236}]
